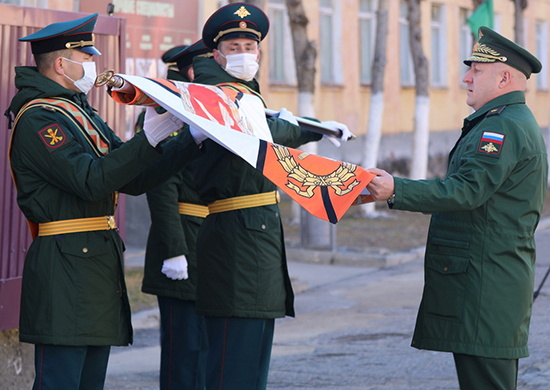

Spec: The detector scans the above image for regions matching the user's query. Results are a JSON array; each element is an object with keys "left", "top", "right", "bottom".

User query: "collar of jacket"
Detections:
[
  {"left": 465, "top": 90, "right": 526, "bottom": 124},
  {"left": 8, "top": 66, "right": 88, "bottom": 118},
  {"left": 192, "top": 56, "right": 261, "bottom": 93},
  {"left": 167, "top": 68, "right": 189, "bottom": 82}
]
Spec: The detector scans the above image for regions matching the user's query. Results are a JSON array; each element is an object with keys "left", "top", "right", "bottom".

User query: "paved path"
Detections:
[{"left": 105, "top": 221, "right": 550, "bottom": 390}]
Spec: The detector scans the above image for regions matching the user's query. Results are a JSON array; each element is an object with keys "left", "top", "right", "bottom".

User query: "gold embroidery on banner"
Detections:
[
  {"left": 234, "top": 6, "right": 251, "bottom": 18},
  {"left": 272, "top": 144, "right": 360, "bottom": 198}
]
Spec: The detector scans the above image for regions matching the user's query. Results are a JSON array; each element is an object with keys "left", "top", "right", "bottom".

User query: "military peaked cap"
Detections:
[
  {"left": 464, "top": 26, "right": 541, "bottom": 79},
  {"left": 163, "top": 40, "right": 212, "bottom": 69},
  {"left": 20, "top": 13, "right": 101, "bottom": 56},
  {"left": 202, "top": 2, "right": 269, "bottom": 49}
]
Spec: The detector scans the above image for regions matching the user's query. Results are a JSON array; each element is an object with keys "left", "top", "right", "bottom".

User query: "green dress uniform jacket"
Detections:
[
  {"left": 8, "top": 66, "right": 201, "bottom": 347},
  {"left": 392, "top": 91, "right": 548, "bottom": 359},
  {"left": 191, "top": 57, "right": 322, "bottom": 319},
  {"left": 141, "top": 70, "right": 206, "bottom": 301}
]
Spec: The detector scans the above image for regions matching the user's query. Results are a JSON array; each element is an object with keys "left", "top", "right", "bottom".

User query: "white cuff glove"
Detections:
[
  {"left": 110, "top": 82, "right": 135, "bottom": 94},
  {"left": 323, "top": 134, "right": 342, "bottom": 148},
  {"left": 321, "top": 120, "right": 354, "bottom": 142},
  {"left": 161, "top": 255, "right": 188, "bottom": 280},
  {"left": 189, "top": 126, "right": 207, "bottom": 144},
  {"left": 277, "top": 107, "right": 298, "bottom": 126},
  {"left": 143, "top": 107, "right": 184, "bottom": 147}
]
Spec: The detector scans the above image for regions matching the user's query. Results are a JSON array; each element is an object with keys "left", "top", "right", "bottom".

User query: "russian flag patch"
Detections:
[{"left": 477, "top": 131, "right": 505, "bottom": 157}]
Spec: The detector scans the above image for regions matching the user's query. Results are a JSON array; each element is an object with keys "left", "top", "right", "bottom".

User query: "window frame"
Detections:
[{"left": 359, "top": 0, "right": 377, "bottom": 86}]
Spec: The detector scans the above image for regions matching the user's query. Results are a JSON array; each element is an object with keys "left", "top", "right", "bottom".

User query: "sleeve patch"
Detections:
[
  {"left": 37, "top": 123, "right": 70, "bottom": 152},
  {"left": 477, "top": 131, "right": 505, "bottom": 158}
]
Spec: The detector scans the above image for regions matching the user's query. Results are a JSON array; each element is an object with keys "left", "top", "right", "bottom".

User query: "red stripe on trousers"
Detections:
[{"left": 219, "top": 317, "right": 229, "bottom": 390}]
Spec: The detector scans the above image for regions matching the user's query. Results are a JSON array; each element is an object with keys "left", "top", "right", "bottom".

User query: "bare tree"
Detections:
[
  {"left": 406, "top": 0, "right": 430, "bottom": 180},
  {"left": 286, "top": 0, "right": 317, "bottom": 117},
  {"left": 512, "top": 0, "right": 528, "bottom": 45},
  {"left": 284, "top": 0, "right": 332, "bottom": 247},
  {"left": 361, "top": 0, "right": 389, "bottom": 216},
  {"left": 229, "top": 0, "right": 266, "bottom": 9}
]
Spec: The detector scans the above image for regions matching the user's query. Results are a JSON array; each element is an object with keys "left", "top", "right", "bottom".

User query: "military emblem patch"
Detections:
[
  {"left": 477, "top": 131, "right": 504, "bottom": 157},
  {"left": 38, "top": 123, "right": 68, "bottom": 152}
]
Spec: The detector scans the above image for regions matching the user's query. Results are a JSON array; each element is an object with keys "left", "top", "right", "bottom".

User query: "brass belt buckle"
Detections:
[{"left": 107, "top": 215, "right": 117, "bottom": 230}]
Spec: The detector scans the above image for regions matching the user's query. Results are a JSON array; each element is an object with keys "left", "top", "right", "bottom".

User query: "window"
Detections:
[
  {"left": 430, "top": 4, "right": 447, "bottom": 87},
  {"left": 359, "top": 0, "right": 376, "bottom": 85},
  {"left": 0, "top": 0, "right": 48, "bottom": 6},
  {"left": 399, "top": 1, "right": 415, "bottom": 86},
  {"left": 459, "top": 8, "right": 473, "bottom": 80},
  {"left": 319, "top": 0, "right": 342, "bottom": 84},
  {"left": 268, "top": 0, "right": 297, "bottom": 85},
  {"left": 536, "top": 21, "right": 548, "bottom": 90}
]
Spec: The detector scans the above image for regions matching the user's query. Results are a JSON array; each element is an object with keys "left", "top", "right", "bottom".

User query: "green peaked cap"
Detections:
[{"left": 464, "top": 26, "right": 541, "bottom": 79}]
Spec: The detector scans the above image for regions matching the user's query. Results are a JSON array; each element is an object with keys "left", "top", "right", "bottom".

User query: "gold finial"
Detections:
[
  {"left": 94, "top": 70, "right": 124, "bottom": 88},
  {"left": 234, "top": 6, "right": 251, "bottom": 18}
]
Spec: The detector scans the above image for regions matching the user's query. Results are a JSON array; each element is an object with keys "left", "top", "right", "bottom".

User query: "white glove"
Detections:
[
  {"left": 189, "top": 126, "right": 208, "bottom": 144},
  {"left": 323, "top": 134, "right": 341, "bottom": 148},
  {"left": 321, "top": 120, "right": 354, "bottom": 142},
  {"left": 110, "top": 82, "right": 135, "bottom": 94},
  {"left": 277, "top": 107, "right": 298, "bottom": 126},
  {"left": 143, "top": 107, "right": 184, "bottom": 147},
  {"left": 161, "top": 255, "right": 188, "bottom": 280}
]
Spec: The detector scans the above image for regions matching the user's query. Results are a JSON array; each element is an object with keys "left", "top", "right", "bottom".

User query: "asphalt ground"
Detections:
[{"left": 104, "top": 216, "right": 550, "bottom": 390}]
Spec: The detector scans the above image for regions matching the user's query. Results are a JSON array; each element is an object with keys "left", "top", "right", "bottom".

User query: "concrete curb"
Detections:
[{"left": 286, "top": 246, "right": 425, "bottom": 268}]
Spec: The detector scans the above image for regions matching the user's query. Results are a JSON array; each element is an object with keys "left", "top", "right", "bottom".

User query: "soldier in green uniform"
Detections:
[
  {"left": 7, "top": 14, "right": 203, "bottom": 390},
  {"left": 367, "top": 26, "right": 548, "bottom": 390},
  {"left": 193, "top": 3, "right": 351, "bottom": 389},
  {"left": 140, "top": 40, "right": 211, "bottom": 390}
]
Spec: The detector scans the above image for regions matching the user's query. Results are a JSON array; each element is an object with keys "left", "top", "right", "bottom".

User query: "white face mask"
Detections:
[
  {"left": 219, "top": 52, "right": 259, "bottom": 81},
  {"left": 62, "top": 58, "right": 97, "bottom": 94}
]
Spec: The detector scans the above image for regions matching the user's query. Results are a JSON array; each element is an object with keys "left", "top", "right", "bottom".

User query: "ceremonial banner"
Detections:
[{"left": 109, "top": 74, "right": 374, "bottom": 223}]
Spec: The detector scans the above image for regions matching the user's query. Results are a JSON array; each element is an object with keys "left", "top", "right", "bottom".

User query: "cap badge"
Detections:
[
  {"left": 234, "top": 6, "right": 251, "bottom": 18},
  {"left": 239, "top": 21, "right": 247, "bottom": 29}
]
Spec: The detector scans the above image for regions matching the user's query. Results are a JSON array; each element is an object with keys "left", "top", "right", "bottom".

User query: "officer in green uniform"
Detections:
[
  {"left": 193, "top": 3, "right": 351, "bottom": 389},
  {"left": 7, "top": 14, "right": 203, "bottom": 390},
  {"left": 140, "top": 40, "right": 211, "bottom": 390},
  {"left": 367, "top": 26, "right": 548, "bottom": 390}
]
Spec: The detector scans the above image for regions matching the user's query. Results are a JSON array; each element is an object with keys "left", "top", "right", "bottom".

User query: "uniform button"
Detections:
[
  {"left": 261, "top": 224, "right": 266, "bottom": 230},
  {"left": 82, "top": 247, "right": 89, "bottom": 254},
  {"left": 443, "top": 267, "right": 448, "bottom": 272},
  {"left": 275, "top": 212, "right": 279, "bottom": 217}
]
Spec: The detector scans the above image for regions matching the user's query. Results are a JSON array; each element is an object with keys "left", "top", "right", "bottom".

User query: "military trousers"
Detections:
[
  {"left": 32, "top": 344, "right": 110, "bottom": 390},
  {"left": 205, "top": 316, "right": 275, "bottom": 390},
  {"left": 453, "top": 353, "right": 518, "bottom": 390},
  {"left": 157, "top": 296, "right": 208, "bottom": 390}
]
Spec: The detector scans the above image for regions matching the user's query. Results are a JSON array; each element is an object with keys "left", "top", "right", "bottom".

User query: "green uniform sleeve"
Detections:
[
  {"left": 393, "top": 118, "right": 521, "bottom": 213},
  {"left": 12, "top": 107, "right": 202, "bottom": 201},
  {"left": 146, "top": 171, "right": 189, "bottom": 261},
  {"left": 267, "top": 117, "right": 322, "bottom": 148}
]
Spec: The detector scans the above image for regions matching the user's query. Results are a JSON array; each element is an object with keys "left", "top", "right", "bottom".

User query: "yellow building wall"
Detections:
[
  {"left": 46, "top": 0, "right": 549, "bottom": 136},
  {"left": 254, "top": 0, "right": 550, "bottom": 135}
]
